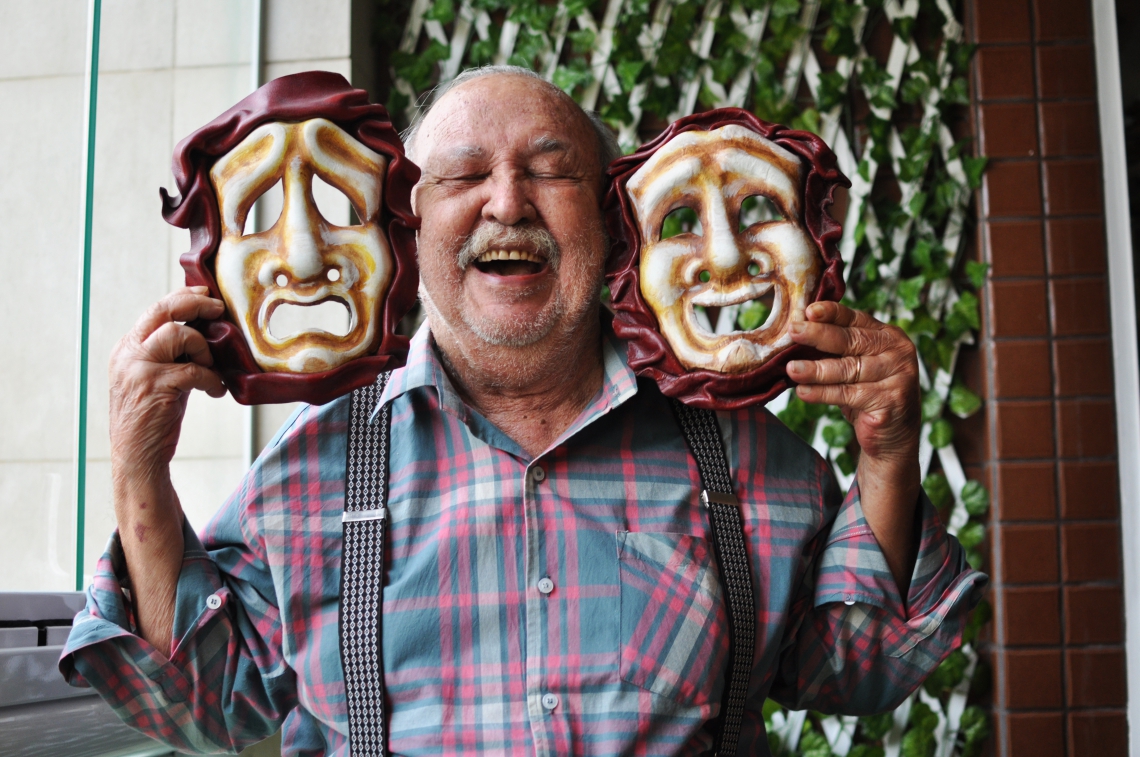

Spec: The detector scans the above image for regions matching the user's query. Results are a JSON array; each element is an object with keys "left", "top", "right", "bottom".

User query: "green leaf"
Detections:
[
  {"left": 552, "top": 63, "right": 594, "bottom": 94},
  {"left": 943, "top": 77, "right": 969, "bottom": 105},
  {"left": 928, "top": 419, "right": 953, "bottom": 448},
  {"left": 923, "top": 472, "right": 952, "bottom": 510},
  {"left": 614, "top": 59, "right": 644, "bottom": 92},
  {"left": 908, "top": 700, "right": 939, "bottom": 732},
  {"left": 424, "top": 0, "right": 455, "bottom": 23},
  {"left": 900, "top": 74, "right": 930, "bottom": 104},
  {"left": 822, "top": 420, "right": 855, "bottom": 449},
  {"left": 600, "top": 94, "right": 634, "bottom": 128},
  {"left": 848, "top": 747, "right": 885, "bottom": 757},
  {"left": 920, "top": 389, "right": 943, "bottom": 423},
  {"left": 892, "top": 15, "right": 916, "bottom": 41},
  {"left": 962, "top": 155, "right": 988, "bottom": 189},
  {"left": 468, "top": 36, "right": 497, "bottom": 66},
  {"left": 817, "top": 70, "right": 848, "bottom": 111},
  {"left": 822, "top": 23, "right": 859, "bottom": 57},
  {"left": 966, "top": 260, "right": 990, "bottom": 290},
  {"left": 966, "top": 548, "right": 985, "bottom": 570},
  {"left": 737, "top": 298, "right": 772, "bottom": 330},
  {"left": 778, "top": 394, "right": 828, "bottom": 443},
  {"left": 908, "top": 190, "right": 928, "bottom": 218},
  {"left": 948, "top": 383, "right": 982, "bottom": 419},
  {"left": 960, "top": 706, "right": 990, "bottom": 747},
  {"left": 799, "top": 730, "right": 833, "bottom": 757},
  {"left": 960, "top": 480, "right": 990, "bottom": 517},
  {"left": 568, "top": 28, "right": 596, "bottom": 54},
  {"left": 952, "top": 291, "right": 981, "bottom": 330},
  {"left": 762, "top": 697, "right": 783, "bottom": 721},
  {"left": 924, "top": 649, "right": 969, "bottom": 696},
  {"left": 835, "top": 451, "right": 856, "bottom": 476},
  {"left": 957, "top": 521, "right": 985, "bottom": 550},
  {"left": 857, "top": 159, "right": 871, "bottom": 182},
  {"left": 860, "top": 711, "right": 895, "bottom": 740},
  {"left": 898, "top": 275, "right": 925, "bottom": 310},
  {"left": 771, "top": 0, "right": 802, "bottom": 19},
  {"left": 790, "top": 107, "right": 821, "bottom": 135}
]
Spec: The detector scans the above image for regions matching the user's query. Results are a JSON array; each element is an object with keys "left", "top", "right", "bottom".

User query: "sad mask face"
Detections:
[
  {"left": 210, "top": 118, "right": 392, "bottom": 374},
  {"left": 627, "top": 124, "right": 820, "bottom": 374}
]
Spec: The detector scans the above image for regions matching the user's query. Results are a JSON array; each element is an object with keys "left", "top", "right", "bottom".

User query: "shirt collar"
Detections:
[{"left": 372, "top": 314, "right": 640, "bottom": 454}]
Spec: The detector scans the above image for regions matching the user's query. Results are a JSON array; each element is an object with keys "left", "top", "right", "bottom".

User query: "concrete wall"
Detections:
[{"left": 0, "top": 0, "right": 362, "bottom": 591}]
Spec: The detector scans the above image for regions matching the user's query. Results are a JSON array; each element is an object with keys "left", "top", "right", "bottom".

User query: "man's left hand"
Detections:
[
  {"left": 786, "top": 301, "right": 921, "bottom": 463},
  {"left": 786, "top": 300, "right": 923, "bottom": 596}
]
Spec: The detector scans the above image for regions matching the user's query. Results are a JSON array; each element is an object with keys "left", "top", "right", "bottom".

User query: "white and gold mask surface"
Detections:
[
  {"left": 210, "top": 118, "right": 392, "bottom": 374},
  {"left": 626, "top": 124, "right": 820, "bottom": 374}
]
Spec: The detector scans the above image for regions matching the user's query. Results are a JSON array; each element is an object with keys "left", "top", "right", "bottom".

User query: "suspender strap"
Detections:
[
  {"left": 670, "top": 399, "right": 757, "bottom": 757},
  {"left": 340, "top": 373, "right": 393, "bottom": 757},
  {"left": 338, "top": 374, "right": 756, "bottom": 756}
]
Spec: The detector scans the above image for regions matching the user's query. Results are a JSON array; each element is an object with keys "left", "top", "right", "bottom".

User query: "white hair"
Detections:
[{"left": 400, "top": 65, "right": 621, "bottom": 170}]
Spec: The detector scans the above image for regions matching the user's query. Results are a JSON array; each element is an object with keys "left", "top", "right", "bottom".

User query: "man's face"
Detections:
[
  {"left": 410, "top": 75, "right": 607, "bottom": 353},
  {"left": 210, "top": 118, "right": 392, "bottom": 373},
  {"left": 627, "top": 125, "right": 820, "bottom": 373}
]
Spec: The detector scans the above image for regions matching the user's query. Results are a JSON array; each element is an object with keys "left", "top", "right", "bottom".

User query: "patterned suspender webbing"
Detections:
[
  {"left": 340, "top": 372, "right": 393, "bottom": 757},
  {"left": 670, "top": 399, "right": 759, "bottom": 757},
  {"left": 337, "top": 372, "right": 757, "bottom": 756}
]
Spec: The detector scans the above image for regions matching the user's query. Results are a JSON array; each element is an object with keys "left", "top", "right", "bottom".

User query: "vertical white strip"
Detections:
[
  {"left": 245, "top": 0, "right": 264, "bottom": 467},
  {"left": 1091, "top": 1, "right": 1140, "bottom": 753}
]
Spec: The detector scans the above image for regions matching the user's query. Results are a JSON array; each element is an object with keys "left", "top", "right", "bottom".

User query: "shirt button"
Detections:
[
  {"left": 541, "top": 692, "right": 559, "bottom": 711},
  {"left": 843, "top": 595, "right": 855, "bottom": 606},
  {"left": 537, "top": 577, "right": 555, "bottom": 595},
  {"left": 206, "top": 594, "right": 223, "bottom": 610},
  {"left": 532, "top": 466, "right": 546, "bottom": 482}
]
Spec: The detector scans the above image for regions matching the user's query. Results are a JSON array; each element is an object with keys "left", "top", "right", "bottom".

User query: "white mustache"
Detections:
[{"left": 456, "top": 224, "right": 561, "bottom": 272}]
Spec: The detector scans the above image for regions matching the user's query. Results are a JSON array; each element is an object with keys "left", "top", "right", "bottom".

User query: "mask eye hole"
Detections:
[
  {"left": 699, "top": 270, "right": 711, "bottom": 283},
  {"left": 748, "top": 263, "right": 761, "bottom": 276},
  {"left": 312, "top": 175, "right": 358, "bottom": 226},
  {"left": 661, "top": 206, "right": 703, "bottom": 239},
  {"left": 243, "top": 179, "right": 284, "bottom": 235},
  {"left": 739, "top": 195, "right": 784, "bottom": 233}
]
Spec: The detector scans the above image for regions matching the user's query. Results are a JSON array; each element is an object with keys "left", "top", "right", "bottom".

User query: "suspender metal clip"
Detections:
[{"left": 700, "top": 490, "right": 739, "bottom": 509}]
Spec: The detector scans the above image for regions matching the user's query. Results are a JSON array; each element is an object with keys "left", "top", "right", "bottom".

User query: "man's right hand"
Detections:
[{"left": 108, "top": 287, "right": 226, "bottom": 656}]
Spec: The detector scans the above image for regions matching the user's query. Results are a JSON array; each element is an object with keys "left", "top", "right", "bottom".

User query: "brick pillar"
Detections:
[{"left": 969, "top": 0, "right": 1129, "bottom": 754}]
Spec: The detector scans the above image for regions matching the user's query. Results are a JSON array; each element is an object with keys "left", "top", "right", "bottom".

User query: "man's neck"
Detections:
[{"left": 431, "top": 313, "right": 606, "bottom": 458}]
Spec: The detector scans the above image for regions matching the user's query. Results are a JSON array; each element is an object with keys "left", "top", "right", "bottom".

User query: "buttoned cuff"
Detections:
[
  {"left": 812, "top": 482, "right": 988, "bottom": 654},
  {"left": 59, "top": 518, "right": 231, "bottom": 698}
]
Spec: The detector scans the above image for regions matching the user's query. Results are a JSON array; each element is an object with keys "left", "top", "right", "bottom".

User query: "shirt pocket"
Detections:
[{"left": 615, "top": 530, "right": 729, "bottom": 707}]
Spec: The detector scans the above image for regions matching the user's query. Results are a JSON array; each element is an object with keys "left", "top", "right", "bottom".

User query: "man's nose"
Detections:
[
  {"left": 278, "top": 172, "right": 326, "bottom": 282},
  {"left": 482, "top": 170, "right": 537, "bottom": 226},
  {"left": 703, "top": 192, "right": 743, "bottom": 274}
]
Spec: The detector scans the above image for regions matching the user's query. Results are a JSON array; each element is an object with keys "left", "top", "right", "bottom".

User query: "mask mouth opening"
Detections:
[
  {"left": 268, "top": 298, "right": 353, "bottom": 339},
  {"left": 471, "top": 249, "right": 549, "bottom": 277},
  {"left": 691, "top": 287, "right": 777, "bottom": 337}
]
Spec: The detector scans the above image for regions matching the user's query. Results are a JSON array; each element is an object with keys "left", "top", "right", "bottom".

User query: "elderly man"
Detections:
[{"left": 62, "top": 67, "right": 983, "bottom": 756}]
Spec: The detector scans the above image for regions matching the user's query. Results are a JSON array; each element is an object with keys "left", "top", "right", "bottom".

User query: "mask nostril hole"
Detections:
[
  {"left": 276, "top": 274, "right": 288, "bottom": 287},
  {"left": 699, "top": 270, "right": 711, "bottom": 283},
  {"left": 748, "top": 263, "right": 760, "bottom": 276},
  {"left": 327, "top": 269, "right": 340, "bottom": 282}
]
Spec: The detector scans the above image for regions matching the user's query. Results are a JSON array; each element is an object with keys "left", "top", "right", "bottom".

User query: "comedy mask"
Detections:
[
  {"left": 606, "top": 109, "right": 848, "bottom": 409},
  {"left": 162, "top": 72, "right": 420, "bottom": 405}
]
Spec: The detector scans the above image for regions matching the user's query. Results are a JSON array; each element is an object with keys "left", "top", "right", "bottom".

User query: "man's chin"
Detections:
[{"left": 463, "top": 310, "right": 561, "bottom": 348}]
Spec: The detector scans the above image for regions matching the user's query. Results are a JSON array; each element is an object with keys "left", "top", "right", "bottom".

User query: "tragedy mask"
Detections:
[
  {"left": 210, "top": 118, "right": 391, "bottom": 374},
  {"left": 605, "top": 109, "right": 848, "bottom": 409},
  {"left": 162, "top": 71, "right": 420, "bottom": 405}
]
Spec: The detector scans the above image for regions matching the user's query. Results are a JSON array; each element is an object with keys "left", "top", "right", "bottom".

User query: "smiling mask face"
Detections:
[
  {"left": 627, "top": 124, "right": 820, "bottom": 374},
  {"left": 210, "top": 118, "right": 392, "bottom": 374}
]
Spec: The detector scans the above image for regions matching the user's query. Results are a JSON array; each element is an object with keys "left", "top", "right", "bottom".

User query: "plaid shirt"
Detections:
[{"left": 61, "top": 323, "right": 985, "bottom": 756}]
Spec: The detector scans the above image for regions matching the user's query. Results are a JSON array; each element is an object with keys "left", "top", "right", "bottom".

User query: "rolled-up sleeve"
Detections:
[
  {"left": 770, "top": 479, "right": 988, "bottom": 714},
  {"left": 59, "top": 510, "right": 295, "bottom": 754}
]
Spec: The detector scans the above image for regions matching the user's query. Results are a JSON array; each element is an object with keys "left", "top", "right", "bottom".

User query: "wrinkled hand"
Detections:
[
  {"left": 786, "top": 301, "right": 922, "bottom": 593},
  {"left": 109, "top": 287, "right": 227, "bottom": 484},
  {"left": 786, "top": 301, "right": 921, "bottom": 464}
]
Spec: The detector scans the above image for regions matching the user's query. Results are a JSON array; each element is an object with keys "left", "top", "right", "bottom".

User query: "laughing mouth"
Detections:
[
  {"left": 472, "top": 249, "right": 549, "bottom": 277},
  {"left": 689, "top": 284, "right": 778, "bottom": 336}
]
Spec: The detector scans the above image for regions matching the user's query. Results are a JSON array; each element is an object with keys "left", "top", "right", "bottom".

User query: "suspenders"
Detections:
[{"left": 340, "top": 373, "right": 759, "bottom": 756}]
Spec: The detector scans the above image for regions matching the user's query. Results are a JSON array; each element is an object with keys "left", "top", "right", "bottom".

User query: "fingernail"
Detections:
[
  {"left": 790, "top": 321, "right": 804, "bottom": 334},
  {"left": 787, "top": 360, "right": 803, "bottom": 374}
]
